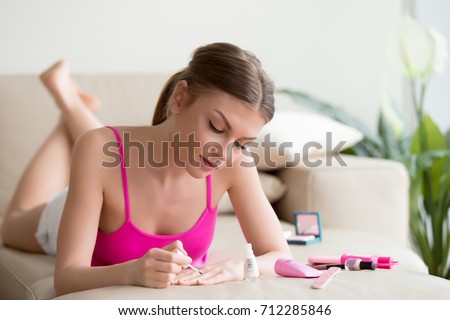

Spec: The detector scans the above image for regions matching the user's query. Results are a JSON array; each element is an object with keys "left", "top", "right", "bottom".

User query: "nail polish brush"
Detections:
[{"left": 173, "top": 249, "right": 203, "bottom": 275}]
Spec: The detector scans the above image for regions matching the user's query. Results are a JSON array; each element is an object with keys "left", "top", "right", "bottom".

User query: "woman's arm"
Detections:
[
  {"left": 54, "top": 128, "right": 191, "bottom": 296},
  {"left": 227, "top": 164, "right": 292, "bottom": 274}
]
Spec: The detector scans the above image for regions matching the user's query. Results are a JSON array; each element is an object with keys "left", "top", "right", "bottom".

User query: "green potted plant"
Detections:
[{"left": 279, "top": 13, "right": 450, "bottom": 279}]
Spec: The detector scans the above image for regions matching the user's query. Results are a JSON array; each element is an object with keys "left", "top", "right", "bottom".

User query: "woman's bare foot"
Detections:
[
  {"left": 40, "top": 60, "right": 74, "bottom": 109},
  {"left": 40, "top": 60, "right": 101, "bottom": 114}
]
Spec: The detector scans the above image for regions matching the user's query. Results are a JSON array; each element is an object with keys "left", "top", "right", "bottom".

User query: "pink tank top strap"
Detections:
[{"left": 105, "top": 126, "right": 131, "bottom": 220}]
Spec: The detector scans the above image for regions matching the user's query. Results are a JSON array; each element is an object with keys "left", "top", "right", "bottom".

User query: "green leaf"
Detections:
[
  {"left": 437, "top": 156, "right": 450, "bottom": 220},
  {"left": 411, "top": 114, "right": 446, "bottom": 154},
  {"left": 444, "top": 226, "right": 450, "bottom": 279},
  {"left": 410, "top": 115, "right": 447, "bottom": 210},
  {"left": 445, "top": 127, "right": 450, "bottom": 149},
  {"left": 416, "top": 150, "right": 450, "bottom": 169},
  {"left": 438, "top": 146, "right": 450, "bottom": 218},
  {"left": 410, "top": 206, "right": 433, "bottom": 269},
  {"left": 408, "top": 157, "right": 422, "bottom": 206},
  {"left": 350, "top": 138, "right": 385, "bottom": 158},
  {"left": 402, "top": 154, "right": 419, "bottom": 180},
  {"left": 413, "top": 150, "right": 450, "bottom": 204}
]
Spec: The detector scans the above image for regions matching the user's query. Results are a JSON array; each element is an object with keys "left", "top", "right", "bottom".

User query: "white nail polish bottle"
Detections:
[{"left": 244, "top": 243, "right": 260, "bottom": 280}]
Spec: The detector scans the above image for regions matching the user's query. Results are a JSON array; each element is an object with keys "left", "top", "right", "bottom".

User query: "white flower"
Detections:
[
  {"left": 395, "top": 13, "right": 448, "bottom": 78},
  {"left": 380, "top": 93, "right": 404, "bottom": 139},
  {"left": 428, "top": 28, "right": 448, "bottom": 74}
]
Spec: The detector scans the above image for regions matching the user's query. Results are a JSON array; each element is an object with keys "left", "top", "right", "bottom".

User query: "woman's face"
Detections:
[{"left": 170, "top": 88, "right": 266, "bottom": 178}]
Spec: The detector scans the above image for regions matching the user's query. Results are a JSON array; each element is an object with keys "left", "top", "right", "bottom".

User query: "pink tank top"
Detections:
[{"left": 91, "top": 126, "right": 218, "bottom": 267}]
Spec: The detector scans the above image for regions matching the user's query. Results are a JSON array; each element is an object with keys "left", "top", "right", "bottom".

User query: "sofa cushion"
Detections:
[
  {"left": 252, "top": 94, "right": 363, "bottom": 171},
  {"left": 0, "top": 246, "right": 55, "bottom": 300}
]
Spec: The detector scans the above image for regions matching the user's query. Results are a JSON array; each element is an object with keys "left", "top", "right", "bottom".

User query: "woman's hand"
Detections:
[
  {"left": 130, "top": 241, "right": 192, "bottom": 288},
  {"left": 173, "top": 258, "right": 244, "bottom": 286}
]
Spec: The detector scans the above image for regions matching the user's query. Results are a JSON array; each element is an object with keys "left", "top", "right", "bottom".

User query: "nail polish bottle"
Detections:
[
  {"left": 344, "top": 258, "right": 376, "bottom": 271},
  {"left": 244, "top": 243, "right": 260, "bottom": 280}
]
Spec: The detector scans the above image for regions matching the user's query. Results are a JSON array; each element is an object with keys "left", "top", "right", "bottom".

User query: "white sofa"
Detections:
[{"left": 1, "top": 74, "right": 449, "bottom": 300}]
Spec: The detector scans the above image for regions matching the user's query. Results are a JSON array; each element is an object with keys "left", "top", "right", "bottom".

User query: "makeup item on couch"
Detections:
[
  {"left": 244, "top": 243, "right": 260, "bottom": 280},
  {"left": 311, "top": 267, "right": 341, "bottom": 289},
  {"left": 311, "top": 264, "right": 345, "bottom": 270},
  {"left": 274, "top": 259, "right": 322, "bottom": 278},
  {"left": 172, "top": 249, "right": 203, "bottom": 275},
  {"left": 344, "top": 258, "right": 376, "bottom": 270},
  {"left": 312, "top": 258, "right": 376, "bottom": 271},
  {"left": 308, "top": 255, "right": 341, "bottom": 265},
  {"left": 287, "top": 211, "right": 322, "bottom": 245},
  {"left": 340, "top": 254, "right": 398, "bottom": 269},
  {"left": 308, "top": 254, "right": 399, "bottom": 269}
]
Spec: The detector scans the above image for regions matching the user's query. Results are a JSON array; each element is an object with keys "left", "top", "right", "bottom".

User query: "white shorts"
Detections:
[{"left": 35, "top": 187, "right": 69, "bottom": 255}]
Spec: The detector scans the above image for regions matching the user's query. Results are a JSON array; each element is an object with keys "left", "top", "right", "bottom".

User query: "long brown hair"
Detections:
[{"left": 152, "top": 42, "right": 275, "bottom": 125}]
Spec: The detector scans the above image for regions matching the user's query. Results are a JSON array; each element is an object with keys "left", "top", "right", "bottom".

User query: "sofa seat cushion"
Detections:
[
  {"left": 1, "top": 216, "right": 449, "bottom": 300},
  {"left": 56, "top": 269, "right": 450, "bottom": 300},
  {"left": 0, "top": 247, "right": 55, "bottom": 299}
]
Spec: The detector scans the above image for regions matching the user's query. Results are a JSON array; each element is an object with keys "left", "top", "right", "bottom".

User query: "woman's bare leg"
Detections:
[
  {"left": 1, "top": 60, "right": 102, "bottom": 252},
  {"left": 1, "top": 120, "right": 71, "bottom": 252}
]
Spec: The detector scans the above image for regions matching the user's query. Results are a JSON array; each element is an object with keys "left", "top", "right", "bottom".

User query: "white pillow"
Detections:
[
  {"left": 251, "top": 108, "right": 363, "bottom": 171},
  {"left": 218, "top": 172, "right": 286, "bottom": 214}
]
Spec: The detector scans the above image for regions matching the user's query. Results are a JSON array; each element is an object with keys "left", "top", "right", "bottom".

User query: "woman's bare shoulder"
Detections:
[{"left": 71, "top": 127, "right": 122, "bottom": 168}]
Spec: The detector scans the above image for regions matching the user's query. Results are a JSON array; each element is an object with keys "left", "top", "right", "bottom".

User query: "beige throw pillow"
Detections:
[{"left": 251, "top": 109, "right": 363, "bottom": 171}]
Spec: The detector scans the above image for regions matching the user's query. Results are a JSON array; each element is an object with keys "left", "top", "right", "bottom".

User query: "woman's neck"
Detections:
[{"left": 144, "top": 122, "right": 196, "bottom": 187}]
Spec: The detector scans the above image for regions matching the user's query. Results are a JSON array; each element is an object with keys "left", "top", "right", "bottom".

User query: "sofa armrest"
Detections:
[{"left": 273, "top": 155, "right": 410, "bottom": 247}]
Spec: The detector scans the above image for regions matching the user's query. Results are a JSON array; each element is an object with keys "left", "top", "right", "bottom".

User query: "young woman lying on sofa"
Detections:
[{"left": 0, "top": 42, "right": 292, "bottom": 296}]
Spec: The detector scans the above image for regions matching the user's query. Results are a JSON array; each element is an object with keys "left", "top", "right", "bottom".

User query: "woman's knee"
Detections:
[{"left": 0, "top": 206, "right": 46, "bottom": 253}]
